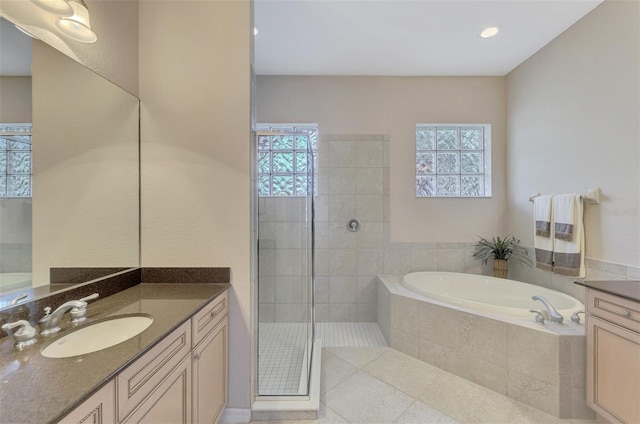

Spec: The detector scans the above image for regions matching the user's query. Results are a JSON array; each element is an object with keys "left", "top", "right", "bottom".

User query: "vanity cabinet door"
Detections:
[
  {"left": 192, "top": 315, "right": 228, "bottom": 424},
  {"left": 58, "top": 380, "right": 115, "bottom": 424},
  {"left": 117, "top": 321, "right": 191, "bottom": 421},
  {"left": 586, "top": 315, "right": 640, "bottom": 424},
  {"left": 121, "top": 355, "right": 192, "bottom": 424}
]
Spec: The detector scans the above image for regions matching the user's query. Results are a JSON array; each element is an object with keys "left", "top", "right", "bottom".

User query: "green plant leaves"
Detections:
[{"left": 472, "top": 235, "right": 533, "bottom": 267}]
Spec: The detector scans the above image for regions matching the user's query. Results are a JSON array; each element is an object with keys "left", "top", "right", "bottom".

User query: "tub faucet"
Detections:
[
  {"left": 532, "top": 295, "right": 564, "bottom": 324},
  {"left": 529, "top": 309, "right": 545, "bottom": 324},
  {"left": 570, "top": 311, "right": 585, "bottom": 324},
  {"left": 39, "top": 293, "right": 99, "bottom": 335}
]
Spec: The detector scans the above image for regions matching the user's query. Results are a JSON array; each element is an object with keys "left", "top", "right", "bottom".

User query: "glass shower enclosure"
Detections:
[{"left": 256, "top": 129, "right": 315, "bottom": 396}]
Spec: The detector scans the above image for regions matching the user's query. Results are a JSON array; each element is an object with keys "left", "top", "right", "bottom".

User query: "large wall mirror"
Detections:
[{"left": 0, "top": 17, "right": 139, "bottom": 303}]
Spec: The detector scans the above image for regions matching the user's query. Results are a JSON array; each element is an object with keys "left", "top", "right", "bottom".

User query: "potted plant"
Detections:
[{"left": 472, "top": 235, "right": 533, "bottom": 278}]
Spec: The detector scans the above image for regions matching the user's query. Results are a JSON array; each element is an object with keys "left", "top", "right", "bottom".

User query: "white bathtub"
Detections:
[{"left": 401, "top": 271, "right": 584, "bottom": 320}]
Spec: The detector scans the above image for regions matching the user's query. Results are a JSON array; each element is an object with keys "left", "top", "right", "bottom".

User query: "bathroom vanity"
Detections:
[
  {"left": 0, "top": 282, "right": 229, "bottom": 424},
  {"left": 577, "top": 280, "right": 640, "bottom": 424}
]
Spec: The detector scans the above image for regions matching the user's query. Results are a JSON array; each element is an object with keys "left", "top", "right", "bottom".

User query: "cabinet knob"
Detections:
[
  {"left": 210, "top": 311, "right": 218, "bottom": 318},
  {"left": 621, "top": 309, "right": 631, "bottom": 317},
  {"left": 194, "top": 353, "right": 201, "bottom": 360}
]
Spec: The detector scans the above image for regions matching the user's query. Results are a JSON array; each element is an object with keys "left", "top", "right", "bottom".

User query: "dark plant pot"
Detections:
[{"left": 493, "top": 258, "right": 508, "bottom": 278}]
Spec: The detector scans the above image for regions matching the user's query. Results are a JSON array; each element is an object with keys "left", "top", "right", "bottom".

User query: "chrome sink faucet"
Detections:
[
  {"left": 532, "top": 295, "right": 564, "bottom": 324},
  {"left": 39, "top": 293, "right": 99, "bottom": 335}
]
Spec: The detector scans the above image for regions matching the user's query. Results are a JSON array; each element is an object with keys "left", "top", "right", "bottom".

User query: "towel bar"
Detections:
[{"left": 529, "top": 188, "right": 600, "bottom": 205}]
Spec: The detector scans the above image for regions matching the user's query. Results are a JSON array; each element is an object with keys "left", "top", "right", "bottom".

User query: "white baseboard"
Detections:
[{"left": 221, "top": 408, "right": 252, "bottom": 423}]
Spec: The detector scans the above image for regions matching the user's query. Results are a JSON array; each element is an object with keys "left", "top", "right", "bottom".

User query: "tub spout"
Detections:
[{"left": 532, "top": 295, "right": 564, "bottom": 324}]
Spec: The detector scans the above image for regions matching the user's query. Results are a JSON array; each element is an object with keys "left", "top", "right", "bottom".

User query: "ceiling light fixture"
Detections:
[
  {"left": 480, "top": 26, "right": 501, "bottom": 39},
  {"left": 55, "top": 0, "right": 97, "bottom": 43},
  {"left": 253, "top": 26, "right": 259, "bottom": 36},
  {"left": 28, "top": 0, "right": 74, "bottom": 17},
  {"left": 14, "top": 24, "right": 39, "bottom": 40}
]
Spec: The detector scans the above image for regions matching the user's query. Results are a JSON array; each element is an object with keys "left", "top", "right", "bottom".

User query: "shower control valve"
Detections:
[{"left": 347, "top": 218, "right": 360, "bottom": 232}]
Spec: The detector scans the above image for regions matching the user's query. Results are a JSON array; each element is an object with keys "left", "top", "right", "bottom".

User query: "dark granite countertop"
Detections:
[
  {"left": 575, "top": 280, "right": 640, "bottom": 302},
  {"left": 0, "top": 283, "right": 230, "bottom": 424}
]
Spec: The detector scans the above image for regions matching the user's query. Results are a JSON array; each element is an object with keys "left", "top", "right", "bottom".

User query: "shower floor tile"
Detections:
[{"left": 259, "top": 323, "right": 309, "bottom": 395}]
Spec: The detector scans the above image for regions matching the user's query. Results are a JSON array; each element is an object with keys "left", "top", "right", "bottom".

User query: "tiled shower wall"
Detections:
[
  {"left": 258, "top": 196, "right": 311, "bottom": 323},
  {"left": 0, "top": 198, "right": 32, "bottom": 274},
  {"left": 314, "top": 134, "right": 389, "bottom": 323}
]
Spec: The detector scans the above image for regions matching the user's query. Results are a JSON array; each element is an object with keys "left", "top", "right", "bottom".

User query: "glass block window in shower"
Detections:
[
  {"left": 257, "top": 125, "right": 318, "bottom": 197},
  {"left": 0, "top": 124, "right": 32, "bottom": 198},
  {"left": 415, "top": 124, "right": 492, "bottom": 198}
]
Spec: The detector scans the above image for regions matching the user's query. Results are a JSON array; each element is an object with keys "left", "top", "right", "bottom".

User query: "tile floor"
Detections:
[{"left": 251, "top": 346, "right": 597, "bottom": 424}]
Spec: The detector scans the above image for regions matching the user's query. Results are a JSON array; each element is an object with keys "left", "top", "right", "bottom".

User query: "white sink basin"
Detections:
[{"left": 41, "top": 315, "right": 153, "bottom": 358}]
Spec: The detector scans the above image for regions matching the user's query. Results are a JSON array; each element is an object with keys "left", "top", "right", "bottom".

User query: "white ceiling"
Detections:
[
  {"left": 2, "top": 1, "right": 604, "bottom": 77},
  {"left": 254, "top": 0, "right": 603, "bottom": 76}
]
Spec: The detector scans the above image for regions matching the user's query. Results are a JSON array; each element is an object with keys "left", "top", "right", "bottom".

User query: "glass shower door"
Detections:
[{"left": 256, "top": 131, "right": 315, "bottom": 396}]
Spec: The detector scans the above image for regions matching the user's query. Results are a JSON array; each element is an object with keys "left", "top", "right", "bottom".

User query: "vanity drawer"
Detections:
[
  {"left": 192, "top": 291, "right": 228, "bottom": 347},
  {"left": 586, "top": 288, "right": 640, "bottom": 333},
  {"left": 117, "top": 321, "right": 191, "bottom": 421}
]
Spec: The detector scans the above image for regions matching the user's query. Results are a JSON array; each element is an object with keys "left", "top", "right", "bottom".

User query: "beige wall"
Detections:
[
  {"left": 31, "top": 41, "right": 139, "bottom": 285},
  {"left": 139, "top": 0, "right": 252, "bottom": 409},
  {"left": 77, "top": 0, "right": 139, "bottom": 95},
  {"left": 506, "top": 0, "right": 640, "bottom": 267},
  {"left": 0, "top": 76, "right": 31, "bottom": 122},
  {"left": 256, "top": 76, "right": 507, "bottom": 243}
]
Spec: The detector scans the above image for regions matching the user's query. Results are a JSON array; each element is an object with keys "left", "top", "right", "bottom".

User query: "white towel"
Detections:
[
  {"left": 554, "top": 194, "right": 576, "bottom": 241},
  {"left": 533, "top": 195, "right": 554, "bottom": 271},
  {"left": 552, "top": 194, "right": 585, "bottom": 277},
  {"left": 534, "top": 195, "right": 552, "bottom": 237}
]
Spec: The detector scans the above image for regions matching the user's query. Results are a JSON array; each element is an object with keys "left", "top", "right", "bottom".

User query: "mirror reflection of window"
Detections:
[{"left": 0, "top": 123, "right": 32, "bottom": 198}]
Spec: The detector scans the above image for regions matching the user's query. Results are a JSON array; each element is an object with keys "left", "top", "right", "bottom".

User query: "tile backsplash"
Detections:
[{"left": 510, "top": 251, "right": 640, "bottom": 304}]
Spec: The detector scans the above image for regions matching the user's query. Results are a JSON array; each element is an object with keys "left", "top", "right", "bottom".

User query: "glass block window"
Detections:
[
  {"left": 256, "top": 124, "right": 318, "bottom": 197},
  {"left": 415, "top": 124, "right": 491, "bottom": 198},
  {"left": 1, "top": 124, "right": 32, "bottom": 198}
]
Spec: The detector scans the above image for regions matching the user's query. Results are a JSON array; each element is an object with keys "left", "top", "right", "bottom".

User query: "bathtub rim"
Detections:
[
  {"left": 400, "top": 271, "right": 584, "bottom": 319},
  {"left": 378, "top": 273, "right": 585, "bottom": 336}
]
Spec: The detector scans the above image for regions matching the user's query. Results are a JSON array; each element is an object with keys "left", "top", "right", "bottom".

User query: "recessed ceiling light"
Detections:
[
  {"left": 253, "top": 26, "right": 259, "bottom": 36},
  {"left": 480, "top": 26, "right": 501, "bottom": 39}
]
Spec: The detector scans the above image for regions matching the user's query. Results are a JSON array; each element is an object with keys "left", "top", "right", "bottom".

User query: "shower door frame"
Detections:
[{"left": 254, "top": 129, "right": 316, "bottom": 399}]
